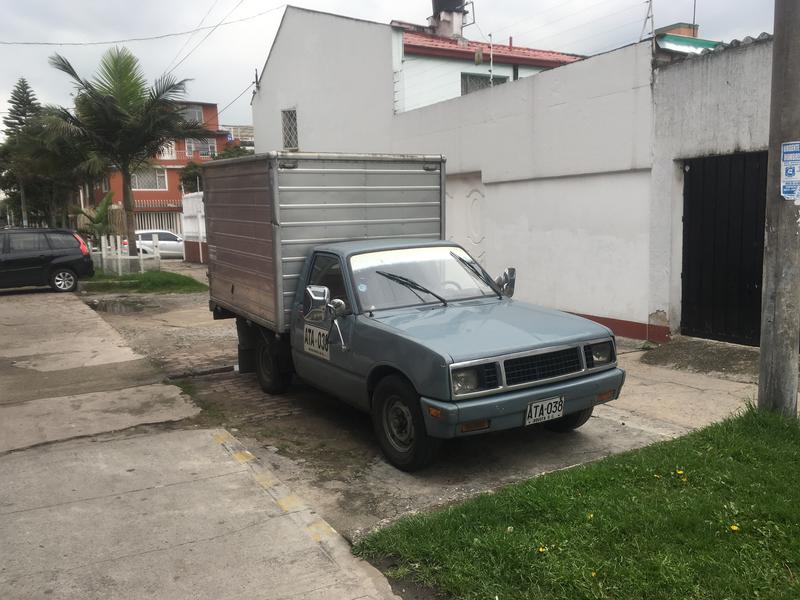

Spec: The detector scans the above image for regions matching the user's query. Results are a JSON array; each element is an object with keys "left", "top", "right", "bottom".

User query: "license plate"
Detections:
[{"left": 525, "top": 396, "right": 564, "bottom": 426}]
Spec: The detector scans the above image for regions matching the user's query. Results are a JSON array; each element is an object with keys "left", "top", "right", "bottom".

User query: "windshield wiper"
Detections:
[
  {"left": 450, "top": 252, "right": 502, "bottom": 299},
  {"left": 376, "top": 270, "right": 448, "bottom": 307}
]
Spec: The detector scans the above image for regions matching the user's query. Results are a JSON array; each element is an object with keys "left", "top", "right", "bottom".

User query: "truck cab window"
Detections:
[{"left": 308, "top": 254, "right": 349, "bottom": 312}]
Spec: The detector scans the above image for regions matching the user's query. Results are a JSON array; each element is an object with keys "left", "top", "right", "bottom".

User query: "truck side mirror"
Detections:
[
  {"left": 304, "top": 285, "right": 330, "bottom": 322},
  {"left": 495, "top": 267, "right": 516, "bottom": 298}
]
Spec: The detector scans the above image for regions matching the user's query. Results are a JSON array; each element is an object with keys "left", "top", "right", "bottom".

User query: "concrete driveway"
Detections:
[{"left": 0, "top": 290, "right": 397, "bottom": 600}]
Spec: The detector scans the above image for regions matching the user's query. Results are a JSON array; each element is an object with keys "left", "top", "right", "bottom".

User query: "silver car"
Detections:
[{"left": 134, "top": 229, "right": 184, "bottom": 259}]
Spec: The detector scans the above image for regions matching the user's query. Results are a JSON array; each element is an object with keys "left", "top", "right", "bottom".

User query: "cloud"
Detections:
[{"left": 0, "top": 0, "right": 774, "bottom": 127}]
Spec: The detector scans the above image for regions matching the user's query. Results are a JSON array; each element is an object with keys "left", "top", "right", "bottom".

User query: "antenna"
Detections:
[{"left": 639, "top": 0, "right": 654, "bottom": 41}]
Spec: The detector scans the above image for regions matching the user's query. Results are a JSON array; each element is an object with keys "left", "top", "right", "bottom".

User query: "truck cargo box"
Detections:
[{"left": 203, "top": 152, "right": 446, "bottom": 333}]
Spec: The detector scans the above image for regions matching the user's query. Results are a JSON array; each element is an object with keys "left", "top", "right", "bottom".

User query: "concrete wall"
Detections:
[{"left": 651, "top": 39, "right": 772, "bottom": 331}]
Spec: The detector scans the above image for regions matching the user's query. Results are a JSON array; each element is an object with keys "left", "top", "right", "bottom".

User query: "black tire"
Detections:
[
  {"left": 255, "top": 334, "right": 290, "bottom": 394},
  {"left": 50, "top": 268, "right": 78, "bottom": 292},
  {"left": 544, "top": 406, "right": 594, "bottom": 432},
  {"left": 372, "top": 375, "right": 442, "bottom": 472}
]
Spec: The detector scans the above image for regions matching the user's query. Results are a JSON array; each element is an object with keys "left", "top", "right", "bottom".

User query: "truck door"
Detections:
[{"left": 291, "top": 253, "right": 361, "bottom": 403}]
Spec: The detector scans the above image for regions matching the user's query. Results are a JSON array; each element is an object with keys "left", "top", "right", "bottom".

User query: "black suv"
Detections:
[{"left": 0, "top": 228, "right": 94, "bottom": 292}]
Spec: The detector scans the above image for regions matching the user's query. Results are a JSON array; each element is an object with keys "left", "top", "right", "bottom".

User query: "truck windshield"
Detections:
[{"left": 350, "top": 246, "right": 497, "bottom": 312}]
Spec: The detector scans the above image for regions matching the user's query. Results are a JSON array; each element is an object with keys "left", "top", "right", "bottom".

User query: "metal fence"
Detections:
[{"left": 135, "top": 211, "right": 183, "bottom": 235}]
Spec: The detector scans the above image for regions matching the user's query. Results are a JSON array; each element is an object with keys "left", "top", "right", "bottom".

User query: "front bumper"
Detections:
[{"left": 420, "top": 367, "right": 625, "bottom": 439}]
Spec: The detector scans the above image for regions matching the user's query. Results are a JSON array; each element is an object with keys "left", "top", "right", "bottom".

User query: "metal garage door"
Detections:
[{"left": 681, "top": 152, "right": 767, "bottom": 346}]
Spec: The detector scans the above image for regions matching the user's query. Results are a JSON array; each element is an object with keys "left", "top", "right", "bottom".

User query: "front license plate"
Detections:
[{"left": 525, "top": 396, "right": 564, "bottom": 426}]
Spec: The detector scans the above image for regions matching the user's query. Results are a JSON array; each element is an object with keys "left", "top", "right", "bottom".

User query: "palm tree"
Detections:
[{"left": 47, "top": 47, "right": 211, "bottom": 255}]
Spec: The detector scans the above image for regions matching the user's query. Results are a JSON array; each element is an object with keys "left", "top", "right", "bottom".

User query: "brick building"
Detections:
[{"left": 95, "top": 102, "right": 230, "bottom": 234}]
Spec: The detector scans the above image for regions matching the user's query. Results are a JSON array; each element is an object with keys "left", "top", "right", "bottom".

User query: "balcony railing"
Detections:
[
  {"left": 135, "top": 198, "right": 182, "bottom": 211},
  {"left": 157, "top": 150, "right": 217, "bottom": 162}
]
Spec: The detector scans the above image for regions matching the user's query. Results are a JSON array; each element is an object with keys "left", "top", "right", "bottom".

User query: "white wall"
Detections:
[
  {"left": 651, "top": 40, "right": 772, "bottom": 330},
  {"left": 398, "top": 53, "right": 541, "bottom": 113},
  {"left": 253, "top": 8, "right": 396, "bottom": 154},
  {"left": 254, "top": 11, "right": 655, "bottom": 327}
]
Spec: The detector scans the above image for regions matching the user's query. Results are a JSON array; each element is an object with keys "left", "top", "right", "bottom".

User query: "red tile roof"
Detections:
[{"left": 403, "top": 31, "right": 583, "bottom": 68}]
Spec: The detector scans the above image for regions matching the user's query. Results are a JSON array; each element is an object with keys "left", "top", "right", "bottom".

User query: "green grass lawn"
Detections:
[
  {"left": 83, "top": 270, "right": 207, "bottom": 293},
  {"left": 355, "top": 409, "right": 800, "bottom": 600}
]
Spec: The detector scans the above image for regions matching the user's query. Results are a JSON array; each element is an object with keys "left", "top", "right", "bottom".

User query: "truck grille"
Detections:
[
  {"left": 480, "top": 363, "right": 500, "bottom": 389},
  {"left": 503, "top": 348, "right": 582, "bottom": 386}
]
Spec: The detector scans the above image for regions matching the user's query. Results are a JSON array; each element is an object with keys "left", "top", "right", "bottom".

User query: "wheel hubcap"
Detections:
[
  {"left": 384, "top": 397, "right": 414, "bottom": 453},
  {"left": 54, "top": 272, "right": 75, "bottom": 290}
]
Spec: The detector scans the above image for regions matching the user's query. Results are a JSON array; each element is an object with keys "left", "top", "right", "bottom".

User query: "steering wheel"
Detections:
[{"left": 442, "top": 280, "right": 462, "bottom": 292}]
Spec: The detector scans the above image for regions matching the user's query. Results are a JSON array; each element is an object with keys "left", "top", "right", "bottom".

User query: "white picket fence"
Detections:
[{"left": 94, "top": 234, "right": 163, "bottom": 275}]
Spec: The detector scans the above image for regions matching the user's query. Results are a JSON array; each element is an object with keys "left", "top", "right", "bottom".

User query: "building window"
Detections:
[
  {"left": 461, "top": 73, "right": 509, "bottom": 96},
  {"left": 181, "top": 104, "right": 204, "bottom": 123},
  {"left": 101, "top": 177, "right": 109, "bottom": 192},
  {"left": 158, "top": 141, "right": 176, "bottom": 160},
  {"left": 131, "top": 167, "right": 168, "bottom": 190},
  {"left": 185, "top": 138, "right": 217, "bottom": 158},
  {"left": 282, "top": 109, "right": 298, "bottom": 150}
]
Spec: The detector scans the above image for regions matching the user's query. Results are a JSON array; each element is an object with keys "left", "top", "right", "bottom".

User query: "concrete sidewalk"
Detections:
[
  {"left": 0, "top": 428, "right": 396, "bottom": 599},
  {"left": 0, "top": 292, "right": 197, "bottom": 450}
]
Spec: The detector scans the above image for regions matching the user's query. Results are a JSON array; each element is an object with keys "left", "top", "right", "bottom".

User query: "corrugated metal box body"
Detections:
[{"left": 204, "top": 152, "right": 445, "bottom": 332}]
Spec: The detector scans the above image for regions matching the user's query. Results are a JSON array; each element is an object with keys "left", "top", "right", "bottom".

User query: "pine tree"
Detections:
[{"left": 3, "top": 78, "right": 41, "bottom": 136}]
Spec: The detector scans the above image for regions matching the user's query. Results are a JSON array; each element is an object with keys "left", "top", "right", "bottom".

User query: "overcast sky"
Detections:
[{"left": 0, "top": 0, "right": 775, "bottom": 128}]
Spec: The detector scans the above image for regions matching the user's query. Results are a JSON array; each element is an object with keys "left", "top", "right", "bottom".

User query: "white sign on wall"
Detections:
[{"left": 781, "top": 141, "right": 800, "bottom": 200}]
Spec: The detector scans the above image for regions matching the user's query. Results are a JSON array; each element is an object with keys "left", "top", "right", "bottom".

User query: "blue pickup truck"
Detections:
[{"left": 204, "top": 153, "right": 625, "bottom": 470}]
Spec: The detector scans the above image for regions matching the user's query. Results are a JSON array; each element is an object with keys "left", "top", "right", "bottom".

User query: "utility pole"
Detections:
[{"left": 758, "top": 0, "right": 800, "bottom": 417}]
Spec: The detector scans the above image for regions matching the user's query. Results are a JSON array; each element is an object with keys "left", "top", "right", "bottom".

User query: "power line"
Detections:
[
  {"left": 520, "top": 1, "right": 645, "bottom": 49},
  {"left": 512, "top": 0, "right": 643, "bottom": 46},
  {"left": 0, "top": 4, "right": 285, "bottom": 47},
  {"left": 217, "top": 81, "right": 255, "bottom": 117},
  {"left": 168, "top": 0, "right": 246, "bottom": 74},
  {"left": 165, "top": 0, "right": 221, "bottom": 72}
]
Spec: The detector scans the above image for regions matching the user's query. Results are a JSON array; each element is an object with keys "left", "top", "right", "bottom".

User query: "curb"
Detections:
[
  {"left": 167, "top": 365, "right": 235, "bottom": 380},
  {"left": 209, "top": 429, "right": 352, "bottom": 556}
]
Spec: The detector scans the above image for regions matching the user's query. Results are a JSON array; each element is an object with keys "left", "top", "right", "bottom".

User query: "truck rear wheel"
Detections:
[
  {"left": 544, "top": 406, "right": 594, "bottom": 432},
  {"left": 255, "top": 334, "right": 290, "bottom": 395},
  {"left": 372, "top": 375, "right": 441, "bottom": 472}
]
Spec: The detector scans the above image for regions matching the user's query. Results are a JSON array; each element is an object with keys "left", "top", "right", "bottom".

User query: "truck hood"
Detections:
[{"left": 369, "top": 298, "right": 612, "bottom": 363}]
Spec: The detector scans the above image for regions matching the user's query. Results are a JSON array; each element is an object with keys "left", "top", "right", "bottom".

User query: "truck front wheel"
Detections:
[
  {"left": 255, "top": 334, "right": 290, "bottom": 395},
  {"left": 372, "top": 375, "right": 441, "bottom": 472}
]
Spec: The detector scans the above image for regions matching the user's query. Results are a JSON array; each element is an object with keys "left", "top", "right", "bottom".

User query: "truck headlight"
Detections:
[
  {"left": 452, "top": 368, "right": 479, "bottom": 395},
  {"left": 451, "top": 363, "right": 500, "bottom": 396},
  {"left": 586, "top": 341, "right": 615, "bottom": 367}
]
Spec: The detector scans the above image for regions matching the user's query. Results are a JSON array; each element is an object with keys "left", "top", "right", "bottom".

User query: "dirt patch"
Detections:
[
  {"left": 83, "top": 291, "right": 237, "bottom": 377},
  {"left": 639, "top": 335, "right": 761, "bottom": 384}
]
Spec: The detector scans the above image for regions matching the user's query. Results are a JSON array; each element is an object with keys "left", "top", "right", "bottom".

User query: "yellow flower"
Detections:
[
  {"left": 591, "top": 571, "right": 597, "bottom": 577},
  {"left": 537, "top": 546, "right": 547, "bottom": 553},
  {"left": 676, "top": 469, "right": 684, "bottom": 475},
  {"left": 681, "top": 476, "right": 688, "bottom": 483},
  {"left": 729, "top": 524, "right": 740, "bottom": 533},
  {"left": 587, "top": 512, "right": 594, "bottom": 520}
]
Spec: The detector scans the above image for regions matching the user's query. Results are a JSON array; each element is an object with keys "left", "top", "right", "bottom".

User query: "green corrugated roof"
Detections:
[{"left": 658, "top": 33, "right": 721, "bottom": 49}]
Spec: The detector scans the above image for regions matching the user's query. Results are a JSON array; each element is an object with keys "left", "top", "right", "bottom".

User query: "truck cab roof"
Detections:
[{"left": 313, "top": 238, "right": 457, "bottom": 260}]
